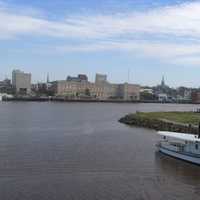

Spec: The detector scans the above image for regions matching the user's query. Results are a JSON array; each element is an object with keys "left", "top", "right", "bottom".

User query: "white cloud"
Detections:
[
  {"left": 1, "top": 1, "right": 200, "bottom": 66},
  {"left": 1, "top": 1, "right": 200, "bottom": 39},
  {"left": 171, "top": 55, "right": 200, "bottom": 66},
  {"left": 55, "top": 40, "right": 200, "bottom": 64}
]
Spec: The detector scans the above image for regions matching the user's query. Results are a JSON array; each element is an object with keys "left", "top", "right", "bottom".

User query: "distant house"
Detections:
[{"left": 158, "top": 93, "right": 168, "bottom": 102}]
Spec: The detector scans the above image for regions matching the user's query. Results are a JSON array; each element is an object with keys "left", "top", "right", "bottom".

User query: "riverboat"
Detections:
[{"left": 156, "top": 131, "right": 200, "bottom": 165}]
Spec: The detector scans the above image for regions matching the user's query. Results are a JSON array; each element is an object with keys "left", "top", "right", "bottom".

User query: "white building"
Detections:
[
  {"left": 140, "top": 88, "right": 153, "bottom": 94},
  {"left": 158, "top": 93, "right": 168, "bottom": 102},
  {"left": 12, "top": 70, "right": 31, "bottom": 94}
]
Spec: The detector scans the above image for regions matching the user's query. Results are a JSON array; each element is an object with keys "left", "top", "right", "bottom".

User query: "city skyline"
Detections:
[
  {"left": 2, "top": 68, "right": 200, "bottom": 89},
  {"left": 0, "top": 68, "right": 199, "bottom": 88},
  {"left": 1, "top": 0, "right": 200, "bottom": 87}
]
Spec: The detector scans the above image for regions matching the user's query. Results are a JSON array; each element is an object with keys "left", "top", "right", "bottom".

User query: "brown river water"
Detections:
[{"left": 0, "top": 102, "right": 200, "bottom": 200}]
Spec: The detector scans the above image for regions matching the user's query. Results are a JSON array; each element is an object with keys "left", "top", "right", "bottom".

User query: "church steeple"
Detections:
[
  {"left": 161, "top": 75, "right": 165, "bottom": 87},
  {"left": 47, "top": 73, "right": 50, "bottom": 83}
]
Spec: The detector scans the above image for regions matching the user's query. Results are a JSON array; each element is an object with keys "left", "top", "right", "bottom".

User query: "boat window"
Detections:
[
  {"left": 163, "top": 136, "right": 166, "bottom": 140},
  {"left": 195, "top": 144, "right": 198, "bottom": 150}
]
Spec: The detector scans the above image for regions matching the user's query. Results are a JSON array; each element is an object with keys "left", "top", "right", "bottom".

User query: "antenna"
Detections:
[{"left": 128, "top": 68, "right": 130, "bottom": 83}]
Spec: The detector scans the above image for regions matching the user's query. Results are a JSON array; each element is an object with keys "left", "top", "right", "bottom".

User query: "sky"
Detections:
[{"left": 1, "top": 0, "right": 200, "bottom": 87}]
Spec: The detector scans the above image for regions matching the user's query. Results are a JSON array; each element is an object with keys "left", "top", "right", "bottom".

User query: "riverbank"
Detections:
[
  {"left": 119, "top": 111, "right": 200, "bottom": 134},
  {"left": 2, "top": 97, "right": 141, "bottom": 103},
  {"left": 2, "top": 96, "right": 194, "bottom": 104}
]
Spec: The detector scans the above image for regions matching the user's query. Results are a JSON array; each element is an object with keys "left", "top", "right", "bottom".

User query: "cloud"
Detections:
[
  {"left": 55, "top": 40, "right": 200, "bottom": 64},
  {"left": 1, "top": 1, "right": 200, "bottom": 40},
  {"left": 1, "top": 1, "right": 200, "bottom": 66}
]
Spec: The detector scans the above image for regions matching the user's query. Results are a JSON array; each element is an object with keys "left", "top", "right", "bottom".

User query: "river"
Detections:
[{"left": 0, "top": 102, "right": 200, "bottom": 200}]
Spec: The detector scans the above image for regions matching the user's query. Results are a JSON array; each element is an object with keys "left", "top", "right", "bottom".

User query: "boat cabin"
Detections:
[{"left": 157, "top": 131, "right": 200, "bottom": 156}]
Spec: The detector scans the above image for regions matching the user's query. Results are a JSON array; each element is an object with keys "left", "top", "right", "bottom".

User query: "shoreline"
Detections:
[
  {"left": 1, "top": 97, "right": 194, "bottom": 104},
  {"left": 2, "top": 97, "right": 140, "bottom": 103},
  {"left": 119, "top": 112, "right": 200, "bottom": 134}
]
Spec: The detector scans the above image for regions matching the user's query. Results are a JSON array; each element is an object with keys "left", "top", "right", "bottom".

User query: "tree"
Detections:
[
  {"left": 140, "top": 91, "right": 157, "bottom": 100},
  {"left": 85, "top": 88, "right": 90, "bottom": 96}
]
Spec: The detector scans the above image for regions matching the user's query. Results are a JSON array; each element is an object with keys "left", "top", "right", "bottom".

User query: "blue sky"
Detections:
[{"left": 1, "top": 0, "right": 200, "bottom": 87}]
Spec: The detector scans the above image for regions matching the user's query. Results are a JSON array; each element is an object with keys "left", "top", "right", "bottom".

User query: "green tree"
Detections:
[{"left": 85, "top": 88, "right": 90, "bottom": 96}]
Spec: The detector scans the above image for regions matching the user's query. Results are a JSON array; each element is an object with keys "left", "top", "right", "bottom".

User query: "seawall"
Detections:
[{"left": 119, "top": 113, "right": 199, "bottom": 134}]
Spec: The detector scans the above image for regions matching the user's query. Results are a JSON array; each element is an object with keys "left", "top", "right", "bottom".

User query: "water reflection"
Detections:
[{"left": 154, "top": 151, "right": 200, "bottom": 185}]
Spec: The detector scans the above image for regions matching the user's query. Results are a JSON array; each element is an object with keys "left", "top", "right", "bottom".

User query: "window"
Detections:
[{"left": 195, "top": 143, "right": 198, "bottom": 150}]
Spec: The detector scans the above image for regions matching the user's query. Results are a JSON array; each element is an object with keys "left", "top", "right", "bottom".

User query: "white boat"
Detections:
[{"left": 156, "top": 131, "right": 200, "bottom": 165}]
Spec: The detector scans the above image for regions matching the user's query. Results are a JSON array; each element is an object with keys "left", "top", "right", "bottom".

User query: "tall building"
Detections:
[
  {"left": 12, "top": 70, "right": 31, "bottom": 94},
  {"left": 95, "top": 74, "right": 107, "bottom": 85}
]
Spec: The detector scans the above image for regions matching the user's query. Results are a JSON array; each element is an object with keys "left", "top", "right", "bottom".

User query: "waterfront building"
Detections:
[
  {"left": 32, "top": 83, "right": 48, "bottom": 93},
  {"left": 54, "top": 80, "right": 104, "bottom": 99},
  {"left": 53, "top": 73, "right": 140, "bottom": 100},
  {"left": 0, "top": 79, "right": 13, "bottom": 94},
  {"left": 32, "top": 78, "right": 54, "bottom": 96},
  {"left": 122, "top": 83, "right": 140, "bottom": 101},
  {"left": 140, "top": 88, "right": 153, "bottom": 94},
  {"left": 95, "top": 74, "right": 107, "bottom": 85},
  {"left": 67, "top": 74, "right": 88, "bottom": 82},
  {"left": 106, "top": 83, "right": 140, "bottom": 100},
  {"left": 176, "top": 87, "right": 192, "bottom": 101},
  {"left": 12, "top": 70, "right": 31, "bottom": 94},
  {"left": 154, "top": 76, "right": 170, "bottom": 95},
  {"left": 153, "top": 76, "right": 179, "bottom": 101}
]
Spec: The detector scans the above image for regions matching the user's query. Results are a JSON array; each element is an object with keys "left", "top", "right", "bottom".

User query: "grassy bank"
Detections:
[
  {"left": 136, "top": 112, "right": 200, "bottom": 125},
  {"left": 119, "top": 111, "right": 200, "bottom": 134}
]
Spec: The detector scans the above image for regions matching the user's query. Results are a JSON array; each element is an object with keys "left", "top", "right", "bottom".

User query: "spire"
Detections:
[
  {"left": 47, "top": 73, "right": 49, "bottom": 83},
  {"left": 161, "top": 75, "right": 165, "bottom": 87}
]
